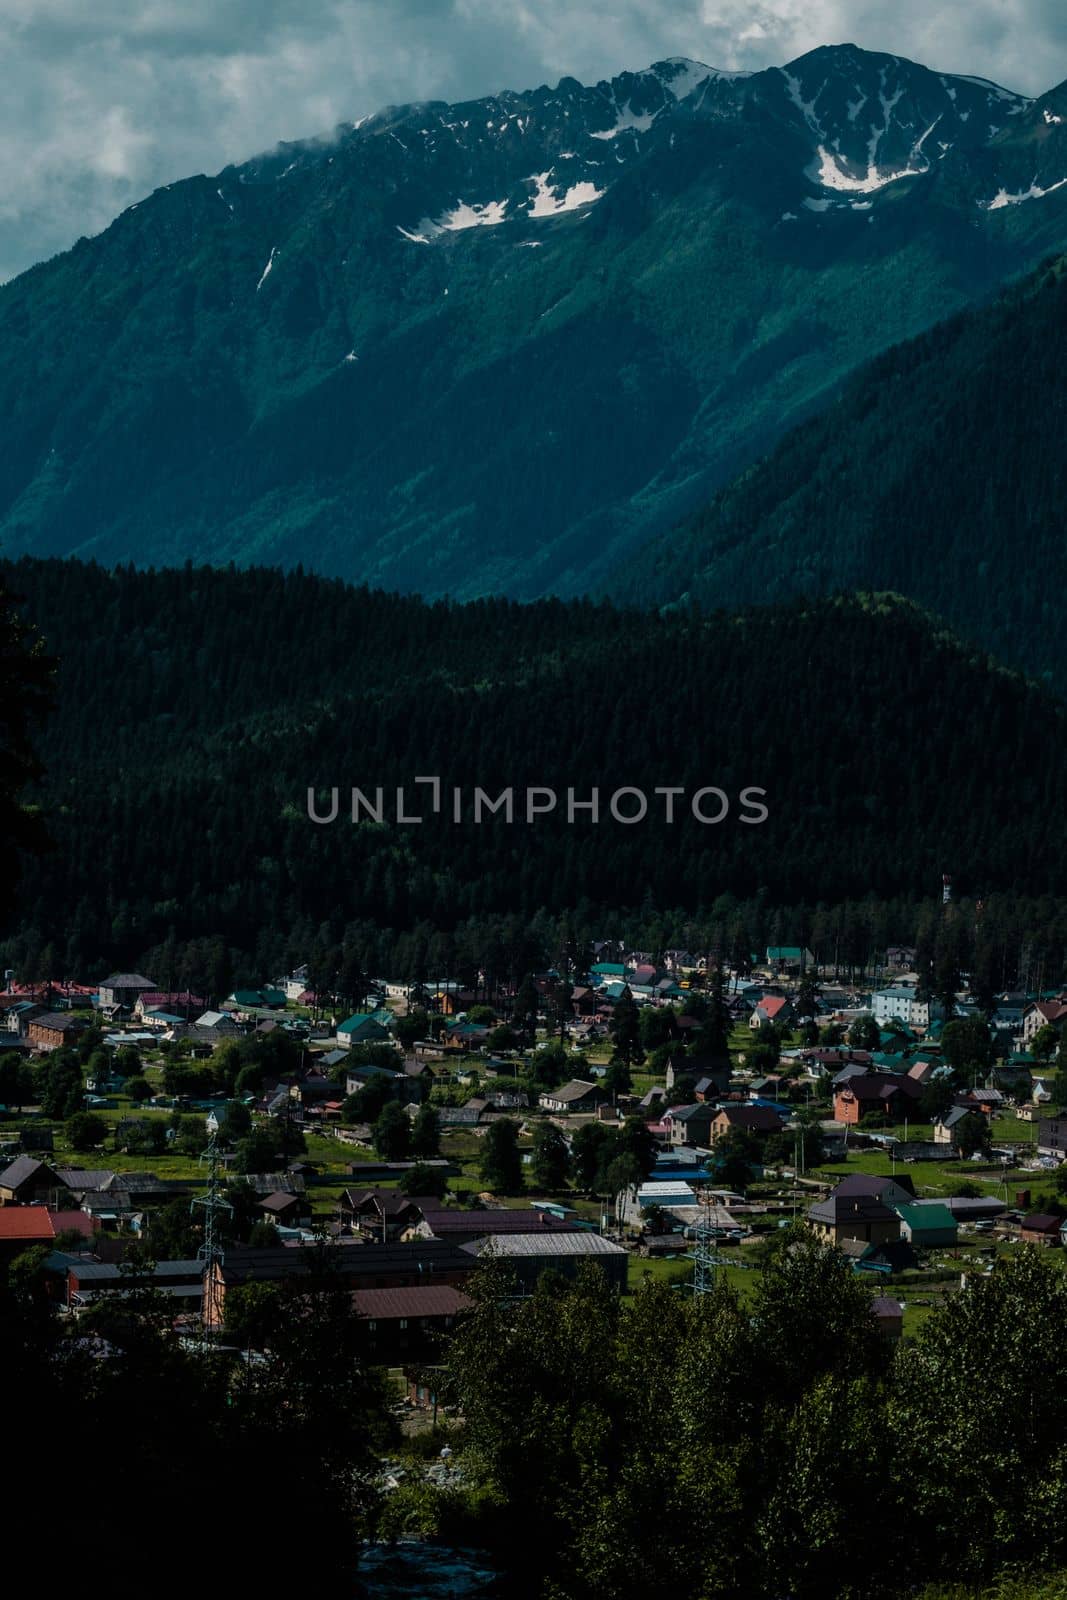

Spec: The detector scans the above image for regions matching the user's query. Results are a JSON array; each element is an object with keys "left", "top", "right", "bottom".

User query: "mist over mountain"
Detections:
[{"left": 2, "top": 44, "right": 1067, "bottom": 599}]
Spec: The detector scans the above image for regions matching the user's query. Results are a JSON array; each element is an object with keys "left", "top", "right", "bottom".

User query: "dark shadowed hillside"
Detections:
[
  {"left": 4, "top": 558, "right": 1067, "bottom": 971},
  {"left": 616, "top": 251, "right": 1067, "bottom": 686}
]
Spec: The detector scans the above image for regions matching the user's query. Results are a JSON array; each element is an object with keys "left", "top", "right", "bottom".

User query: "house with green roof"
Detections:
[
  {"left": 766, "top": 946, "right": 815, "bottom": 970},
  {"left": 589, "top": 962, "right": 626, "bottom": 980},
  {"left": 894, "top": 1202, "right": 957, "bottom": 1248},
  {"left": 337, "top": 1013, "right": 392, "bottom": 1048},
  {"left": 227, "top": 987, "right": 288, "bottom": 1010}
]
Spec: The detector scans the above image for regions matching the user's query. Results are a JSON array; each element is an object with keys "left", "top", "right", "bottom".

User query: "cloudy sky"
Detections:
[{"left": 1, "top": 0, "right": 1066, "bottom": 282}]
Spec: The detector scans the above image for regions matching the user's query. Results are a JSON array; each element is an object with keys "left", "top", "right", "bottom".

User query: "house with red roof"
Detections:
[
  {"left": 749, "top": 995, "right": 794, "bottom": 1030},
  {"left": 0, "top": 1206, "right": 95, "bottom": 1261}
]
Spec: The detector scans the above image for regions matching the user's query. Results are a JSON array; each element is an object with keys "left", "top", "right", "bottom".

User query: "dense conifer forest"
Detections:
[{"left": 4, "top": 557, "right": 1067, "bottom": 985}]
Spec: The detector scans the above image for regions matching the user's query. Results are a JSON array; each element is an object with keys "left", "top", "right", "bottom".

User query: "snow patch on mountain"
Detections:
[
  {"left": 255, "top": 247, "right": 277, "bottom": 291},
  {"left": 591, "top": 103, "right": 658, "bottom": 140},
  {"left": 527, "top": 172, "right": 605, "bottom": 216},
  {"left": 809, "top": 144, "right": 924, "bottom": 194},
  {"left": 651, "top": 59, "right": 715, "bottom": 101},
  {"left": 399, "top": 198, "right": 509, "bottom": 241},
  {"left": 781, "top": 70, "right": 826, "bottom": 137},
  {"left": 952, "top": 74, "right": 1031, "bottom": 112},
  {"left": 984, "top": 176, "right": 1067, "bottom": 210}
]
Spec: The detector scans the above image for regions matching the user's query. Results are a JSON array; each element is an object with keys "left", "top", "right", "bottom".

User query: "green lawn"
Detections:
[{"left": 813, "top": 1148, "right": 1040, "bottom": 1200}]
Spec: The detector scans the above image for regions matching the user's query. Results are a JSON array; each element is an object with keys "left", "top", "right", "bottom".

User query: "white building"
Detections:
[{"left": 869, "top": 985, "right": 943, "bottom": 1029}]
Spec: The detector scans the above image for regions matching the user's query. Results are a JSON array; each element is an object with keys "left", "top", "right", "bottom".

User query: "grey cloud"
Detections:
[{"left": 0, "top": 0, "right": 1064, "bottom": 282}]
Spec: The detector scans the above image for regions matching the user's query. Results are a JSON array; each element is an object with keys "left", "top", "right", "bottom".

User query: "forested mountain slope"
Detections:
[
  {"left": 614, "top": 251, "right": 1067, "bottom": 686},
  {"left": 4, "top": 559, "right": 1066, "bottom": 972},
  {"left": 1, "top": 48, "right": 1067, "bottom": 597}
]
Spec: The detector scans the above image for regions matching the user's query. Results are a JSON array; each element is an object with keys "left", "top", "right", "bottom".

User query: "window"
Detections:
[
  {"left": 367, "top": 1320, "right": 377, "bottom": 1331},
  {"left": 399, "top": 1318, "right": 408, "bottom": 1329}
]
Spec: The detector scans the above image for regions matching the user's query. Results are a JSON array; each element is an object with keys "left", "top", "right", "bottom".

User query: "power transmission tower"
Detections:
[
  {"left": 690, "top": 1191, "right": 718, "bottom": 1296},
  {"left": 192, "top": 1131, "right": 233, "bottom": 1333}
]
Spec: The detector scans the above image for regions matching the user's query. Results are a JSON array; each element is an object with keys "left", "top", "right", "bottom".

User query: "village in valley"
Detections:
[
  {"left": 5, "top": 927, "right": 1067, "bottom": 1349},
  {"left": 7, "top": 911, "right": 1067, "bottom": 1594}
]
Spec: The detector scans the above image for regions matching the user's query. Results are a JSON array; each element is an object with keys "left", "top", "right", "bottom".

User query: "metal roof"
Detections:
[
  {"left": 351, "top": 1285, "right": 472, "bottom": 1319},
  {"left": 460, "top": 1232, "right": 627, "bottom": 1258}
]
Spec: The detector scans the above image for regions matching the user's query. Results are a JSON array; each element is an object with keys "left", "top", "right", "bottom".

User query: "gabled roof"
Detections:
[
  {"left": 835, "top": 1072, "right": 921, "bottom": 1102},
  {"left": 1021, "top": 1212, "right": 1062, "bottom": 1232},
  {"left": 352, "top": 1285, "right": 471, "bottom": 1320},
  {"left": 896, "top": 1202, "right": 955, "bottom": 1233},
  {"left": 0, "top": 1156, "right": 61, "bottom": 1191},
  {"left": 713, "top": 1105, "right": 783, "bottom": 1132},
  {"left": 100, "top": 973, "right": 156, "bottom": 990},
  {"left": 754, "top": 996, "right": 791, "bottom": 1019},
  {"left": 809, "top": 1193, "right": 899, "bottom": 1226},
  {"left": 419, "top": 1208, "right": 578, "bottom": 1235},
  {"left": 833, "top": 1174, "right": 914, "bottom": 1201},
  {"left": 0, "top": 1208, "right": 56, "bottom": 1240},
  {"left": 543, "top": 1079, "right": 601, "bottom": 1103},
  {"left": 459, "top": 1232, "right": 627, "bottom": 1259},
  {"left": 338, "top": 1012, "right": 390, "bottom": 1033}
]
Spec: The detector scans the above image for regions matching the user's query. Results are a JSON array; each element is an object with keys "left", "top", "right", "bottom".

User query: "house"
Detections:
[
  {"left": 437, "top": 1105, "right": 485, "bottom": 1129},
  {"left": 134, "top": 991, "right": 204, "bottom": 1019},
  {"left": 97, "top": 973, "right": 157, "bottom": 1010},
  {"left": 933, "top": 1105, "right": 973, "bottom": 1146},
  {"left": 538, "top": 1080, "right": 604, "bottom": 1115},
  {"left": 203, "top": 1239, "right": 478, "bottom": 1330},
  {"left": 885, "top": 947, "right": 917, "bottom": 970},
  {"left": 807, "top": 1192, "right": 902, "bottom": 1248},
  {"left": 831, "top": 1174, "right": 917, "bottom": 1209},
  {"left": 195, "top": 1010, "right": 245, "bottom": 1038},
  {"left": 663, "top": 1051, "right": 730, "bottom": 1097},
  {"left": 226, "top": 988, "right": 288, "bottom": 1011},
  {"left": 1038, "top": 1113, "right": 1067, "bottom": 1162},
  {"left": 340, "top": 1189, "right": 433, "bottom": 1240},
  {"left": 336, "top": 1013, "right": 393, "bottom": 1049},
  {"left": 708, "top": 1105, "right": 784, "bottom": 1142},
  {"left": 663, "top": 1103, "right": 717, "bottom": 1148},
  {"left": 0, "top": 1156, "right": 67, "bottom": 1206},
  {"left": 894, "top": 1202, "right": 958, "bottom": 1248},
  {"left": 765, "top": 946, "right": 814, "bottom": 972},
  {"left": 1021, "top": 999, "right": 1067, "bottom": 1044},
  {"left": 205, "top": 1101, "right": 250, "bottom": 1136},
  {"left": 258, "top": 1191, "right": 310, "bottom": 1227},
  {"left": 955, "top": 1087, "right": 1004, "bottom": 1116},
  {"left": 353, "top": 1284, "right": 472, "bottom": 1363},
  {"left": 749, "top": 996, "right": 794, "bottom": 1029},
  {"left": 833, "top": 1070, "right": 921, "bottom": 1125},
  {"left": 0, "top": 1206, "right": 94, "bottom": 1260},
  {"left": 1, "top": 999, "right": 42, "bottom": 1036},
  {"left": 443, "top": 1023, "right": 490, "bottom": 1051},
  {"left": 458, "top": 1231, "right": 629, "bottom": 1293},
  {"left": 869, "top": 985, "right": 943, "bottom": 1029},
  {"left": 1020, "top": 1212, "right": 1062, "bottom": 1246},
  {"left": 411, "top": 1208, "right": 583, "bottom": 1247},
  {"left": 66, "top": 1258, "right": 204, "bottom": 1309},
  {"left": 588, "top": 963, "right": 627, "bottom": 983},
  {"left": 27, "top": 1012, "right": 91, "bottom": 1053},
  {"left": 870, "top": 1297, "right": 905, "bottom": 1340}
]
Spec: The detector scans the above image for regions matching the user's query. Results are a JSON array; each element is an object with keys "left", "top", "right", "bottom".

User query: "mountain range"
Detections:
[{"left": 2, "top": 43, "right": 1067, "bottom": 610}]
